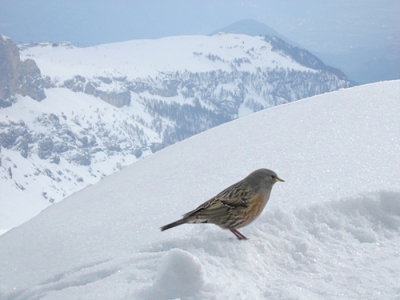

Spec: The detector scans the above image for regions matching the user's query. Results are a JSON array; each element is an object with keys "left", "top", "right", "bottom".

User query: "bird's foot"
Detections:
[{"left": 230, "top": 229, "right": 248, "bottom": 240}]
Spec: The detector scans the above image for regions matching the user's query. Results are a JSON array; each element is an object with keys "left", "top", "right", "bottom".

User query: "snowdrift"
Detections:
[{"left": 0, "top": 81, "right": 399, "bottom": 299}]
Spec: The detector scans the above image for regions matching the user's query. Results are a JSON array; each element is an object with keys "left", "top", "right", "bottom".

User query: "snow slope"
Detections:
[
  {"left": 20, "top": 34, "right": 312, "bottom": 81},
  {"left": 1, "top": 33, "right": 352, "bottom": 231},
  {"left": 0, "top": 81, "right": 399, "bottom": 299},
  {"left": 0, "top": 89, "right": 157, "bottom": 229}
]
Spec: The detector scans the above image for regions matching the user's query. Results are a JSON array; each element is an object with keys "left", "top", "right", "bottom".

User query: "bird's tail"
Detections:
[{"left": 160, "top": 218, "right": 186, "bottom": 231}]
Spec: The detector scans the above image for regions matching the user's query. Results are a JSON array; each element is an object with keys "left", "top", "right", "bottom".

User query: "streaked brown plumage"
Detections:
[{"left": 160, "top": 168, "right": 284, "bottom": 240}]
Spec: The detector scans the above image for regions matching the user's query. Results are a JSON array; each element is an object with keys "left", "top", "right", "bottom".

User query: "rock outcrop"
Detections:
[{"left": 0, "top": 35, "right": 46, "bottom": 107}]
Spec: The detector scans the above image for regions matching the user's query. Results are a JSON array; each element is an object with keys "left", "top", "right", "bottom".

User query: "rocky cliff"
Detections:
[{"left": 0, "top": 35, "right": 46, "bottom": 108}]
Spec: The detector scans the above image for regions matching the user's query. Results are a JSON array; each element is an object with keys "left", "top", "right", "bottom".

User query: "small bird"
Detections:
[{"left": 160, "top": 168, "right": 284, "bottom": 240}]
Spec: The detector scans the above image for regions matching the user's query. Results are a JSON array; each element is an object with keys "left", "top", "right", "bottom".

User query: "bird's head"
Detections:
[{"left": 248, "top": 168, "right": 284, "bottom": 187}]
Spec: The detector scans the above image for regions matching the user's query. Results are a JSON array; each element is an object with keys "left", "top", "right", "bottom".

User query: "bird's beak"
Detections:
[{"left": 275, "top": 177, "right": 284, "bottom": 183}]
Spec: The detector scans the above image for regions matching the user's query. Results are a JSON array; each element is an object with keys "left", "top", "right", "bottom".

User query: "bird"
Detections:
[{"left": 160, "top": 168, "right": 284, "bottom": 240}]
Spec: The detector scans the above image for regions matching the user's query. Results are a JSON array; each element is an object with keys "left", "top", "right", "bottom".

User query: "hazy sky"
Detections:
[{"left": 1, "top": 0, "right": 399, "bottom": 53}]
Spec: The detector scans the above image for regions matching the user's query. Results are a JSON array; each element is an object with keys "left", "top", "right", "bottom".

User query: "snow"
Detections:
[
  {"left": 0, "top": 89, "right": 161, "bottom": 230},
  {"left": 2, "top": 33, "right": 346, "bottom": 231},
  {"left": 145, "top": 249, "right": 206, "bottom": 299},
  {"left": 0, "top": 81, "right": 399, "bottom": 299},
  {"left": 20, "top": 34, "right": 314, "bottom": 83},
  {"left": 1, "top": 35, "right": 11, "bottom": 42}
]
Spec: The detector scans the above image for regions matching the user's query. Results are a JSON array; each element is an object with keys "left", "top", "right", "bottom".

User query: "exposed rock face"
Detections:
[
  {"left": 0, "top": 35, "right": 46, "bottom": 108},
  {"left": 61, "top": 75, "right": 131, "bottom": 107}
]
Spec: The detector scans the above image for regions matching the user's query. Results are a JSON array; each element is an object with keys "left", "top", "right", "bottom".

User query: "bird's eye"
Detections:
[{"left": 271, "top": 174, "right": 276, "bottom": 179}]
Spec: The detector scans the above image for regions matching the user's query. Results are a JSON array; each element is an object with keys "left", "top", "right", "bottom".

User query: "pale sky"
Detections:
[{"left": 1, "top": 0, "right": 399, "bottom": 53}]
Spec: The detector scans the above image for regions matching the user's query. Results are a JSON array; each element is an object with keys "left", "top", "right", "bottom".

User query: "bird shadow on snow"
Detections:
[{"left": 134, "top": 190, "right": 400, "bottom": 300}]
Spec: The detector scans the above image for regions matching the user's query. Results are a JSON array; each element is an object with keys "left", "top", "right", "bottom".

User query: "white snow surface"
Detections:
[
  {"left": 0, "top": 81, "right": 400, "bottom": 299},
  {"left": 0, "top": 89, "right": 158, "bottom": 230},
  {"left": 20, "top": 34, "right": 313, "bottom": 83},
  {"left": 1, "top": 34, "right": 11, "bottom": 42}
]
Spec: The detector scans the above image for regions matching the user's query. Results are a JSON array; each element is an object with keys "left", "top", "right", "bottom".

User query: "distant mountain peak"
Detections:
[
  {"left": 209, "top": 19, "right": 280, "bottom": 37},
  {"left": 209, "top": 19, "right": 302, "bottom": 48}
]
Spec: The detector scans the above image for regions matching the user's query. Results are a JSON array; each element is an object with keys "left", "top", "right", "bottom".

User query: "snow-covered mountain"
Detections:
[
  {"left": 0, "top": 81, "right": 399, "bottom": 299},
  {"left": 0, "top": 33, "right": 353, "bottom": 230},
  {"left": 209, "top": 19, "right": 303, "bottom": 48},
  {"left": 213, "top": 19, "right": 400, "bottom": 85}
]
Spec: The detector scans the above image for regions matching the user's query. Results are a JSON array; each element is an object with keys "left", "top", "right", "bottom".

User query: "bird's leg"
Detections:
[{"left": 230, "top": 229, "right": 248, "bottom": 240}]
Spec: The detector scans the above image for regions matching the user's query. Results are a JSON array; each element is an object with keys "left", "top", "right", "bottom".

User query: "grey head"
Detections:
[{"left": 245, "top": 168, "right": 284, "bottom": 190}]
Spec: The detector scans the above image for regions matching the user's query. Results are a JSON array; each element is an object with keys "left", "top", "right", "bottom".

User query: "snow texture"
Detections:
[
  {"left": 20, "top": 34, "right": 312, "bottom": 81},
  {"left": 0, "top": 89, "right": 155, "bottom": 230},
  {"left": 0, "top": 81, "right": 399, "bottom": 299},
  {"left": 143, "top": 249, "right": 205, "bottom": 299}
]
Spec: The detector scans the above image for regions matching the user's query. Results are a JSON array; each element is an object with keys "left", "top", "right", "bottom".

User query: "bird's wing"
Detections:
[{"left": 183, "top": 181, "right": 254, "bottom": 220}]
